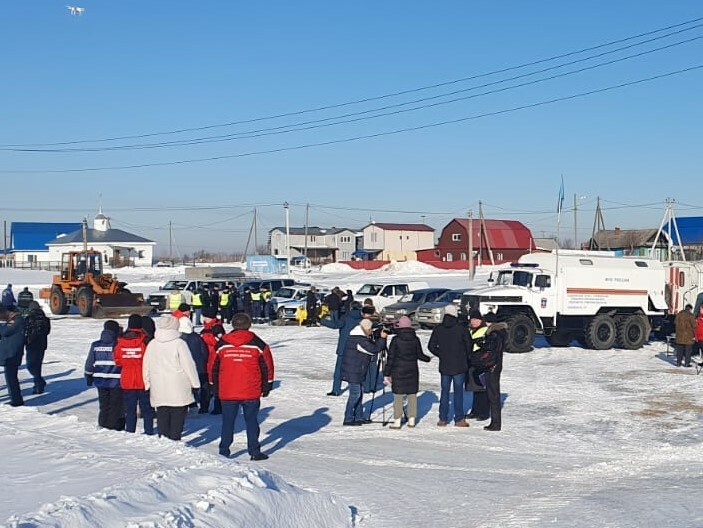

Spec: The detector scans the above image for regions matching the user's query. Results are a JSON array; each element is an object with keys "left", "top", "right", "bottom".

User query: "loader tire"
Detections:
[
  {"left": 76, "top": 287, "right": 94, "bottom": 317},
  {"left": 616, "top": 315, "right": 650, "bottom": 350},
  {"left": 546, "top": 330, "right": 573, "bottom": 347},
  {"left": 505, "top": 313, "right": 535, "bottom": 353},
  {"left": 584, "top": 314, "right": 616, "bottom": 350},
  {"left": 49, "top": 287, "right": 69, "bottom": 315}
]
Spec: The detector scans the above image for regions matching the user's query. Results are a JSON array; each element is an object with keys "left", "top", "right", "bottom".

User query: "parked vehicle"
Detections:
[
  {"left": 147, "top": 278, "right": 240, "bottom": 312},
  {"left": 462, "top": 250, "right": 668, "bottom": 353},
  {"left": 415, "top": 288, "right": 472, "bottom": 329},
  {"left": 353, "top": 281, "right": 429, "bottom": 311},
  {"left": 380, "top": 287, "right": 449, "bottom": 324},
  {"left": 237, "top": 278, "right": 296, "bottom": 296},
  {"left": 274, "top": 288, "right": 329, "bottom": 324},
  {"left": 268, "top": 285, "right": 315, "bottom": 316}
]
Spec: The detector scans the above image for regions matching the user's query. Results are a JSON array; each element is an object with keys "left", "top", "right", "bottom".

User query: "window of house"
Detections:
[
  {"left": 310, "top": 235, "right": 316, "bottom": 243},
  {"left": 447, "top": 253, "right": 453, "bottom": 262},
  {"left": 460, "top": 252, "right": 467, "bottom": 260},
  {"left": 496, "top": 252, "right": 503, "bottom": 260},
  {"left": 452, "top": 233, "right": 462, "bottom": 242},
  {"left": 340, "top": 236, "right": 351, "bottom": 243}
]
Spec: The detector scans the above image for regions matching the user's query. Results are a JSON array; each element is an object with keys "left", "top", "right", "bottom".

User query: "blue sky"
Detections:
[{"left": 2, "top": 1, "right": 701, "bottom": 255}]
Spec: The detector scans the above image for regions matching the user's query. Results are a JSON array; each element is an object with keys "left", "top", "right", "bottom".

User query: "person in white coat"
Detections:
[{"left": 143, "top": 315, "right": 200, "bottom": 440}]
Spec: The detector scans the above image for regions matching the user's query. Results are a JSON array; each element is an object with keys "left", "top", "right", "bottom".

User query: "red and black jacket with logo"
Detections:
[{"left": 213, "top": 330, "right": 274, "bottom": 401}]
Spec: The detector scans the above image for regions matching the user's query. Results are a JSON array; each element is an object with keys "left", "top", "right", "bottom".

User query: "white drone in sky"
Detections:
[{"left": 66, "top": 6, "right": 85, "bottom": 16}]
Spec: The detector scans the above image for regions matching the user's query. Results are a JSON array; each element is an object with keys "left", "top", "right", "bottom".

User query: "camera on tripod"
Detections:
[{"left": 371, "top": 321, "right": 395, "bottom": 340}]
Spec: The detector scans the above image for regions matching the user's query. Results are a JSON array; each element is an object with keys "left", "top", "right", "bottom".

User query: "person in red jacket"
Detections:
[
  {"left": 695, "top": 306, "right": 703, "bottom": 361},
  {"left": 200, "top": 305, "right": 224, "bottom": 414},
  {"left": 214, "top": 312, "right": 274, "bottom": 461},
  {"left": 114, "top": 314, "right": 155, "bottom": 434}
]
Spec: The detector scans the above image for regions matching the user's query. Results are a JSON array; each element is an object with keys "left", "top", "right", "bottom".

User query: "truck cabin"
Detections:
[
  {"left": 65, "top": 252, "right": 103, "bottom": 280},
  {"left": 492, "top": 263, "right": 552, "bottom": 290}
]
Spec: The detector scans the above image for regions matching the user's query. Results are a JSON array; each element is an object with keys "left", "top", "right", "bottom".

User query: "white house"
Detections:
[
  {"left": 361, "top": 222, "right": 435, "bottom": 261},
  {"left": 46, "top": 211, "right": 156, "bottom": 267},
  {"left": 268, "top": 227, "right": 359, "bottom": 264}
]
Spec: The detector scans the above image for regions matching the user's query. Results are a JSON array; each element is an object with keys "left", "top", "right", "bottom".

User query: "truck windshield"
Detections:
[
  {"left": 162, "top": 281, "right": 188, "bottom": 290},
  {"left": 495, "top": 270, "right": 532, "bottom": 287},
  {"left": 357, "top": 284, "right": 382, "bottom": 295}
]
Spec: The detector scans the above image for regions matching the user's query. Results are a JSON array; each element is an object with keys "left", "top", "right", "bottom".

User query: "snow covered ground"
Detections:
[{"left": 1, "top": 263, "right": 703, "bottom": 527}]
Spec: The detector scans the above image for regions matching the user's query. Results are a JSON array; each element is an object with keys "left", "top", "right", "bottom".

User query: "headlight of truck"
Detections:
[{"left": 396, "top": 308, "right": 407, "bottom": 315}]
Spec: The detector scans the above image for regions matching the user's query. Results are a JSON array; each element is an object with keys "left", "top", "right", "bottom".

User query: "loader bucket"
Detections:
[{"left": 92, "top": 293, "right": 153, "bottom": 319}]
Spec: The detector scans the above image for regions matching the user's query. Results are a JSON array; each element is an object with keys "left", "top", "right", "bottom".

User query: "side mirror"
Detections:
[{"left": 487, "top": 273, "right": 494, "bottom": 284}]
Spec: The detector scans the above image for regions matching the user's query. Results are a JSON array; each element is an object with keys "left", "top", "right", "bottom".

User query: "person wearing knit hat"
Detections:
[
  {"left": 466, "top": 311, "right": 491, "bottom": 423},
  {"left": 199, "top": 304, "right": 223, "bottom": 415},
  {"left": 215, "top": 312, "right": 275, "bottom": 460},
  {"left": 179, "top": 317, "right": 209, "bottom": 413},
  {"left": 85, "top": 320, "right": 125, "bottom": 431},
  {"left": 141, "top": 316, "right": 155, "bottom": 343},
  {"left": 24, "top": 299, "right": 52, "bottom": 394},
  {"left": 127, "top": 313, "right": 143, "bottom": 330},
  {"left": 114, "top": 313, "right": 154, "bottom": 435},
  {"left": 444, "top": 304, "right": 458, "bottom": 318},
  {"left": 474, "top": 312, "right": 507, "bottom": 432},
  {"left": 428, "top": 301, "right": 473, "bottom": 428},
  {"left": 144, "top": 315, "right": 200, "bottom": 441},
  {"left": 468, "top": 309, "right": 483, "bottom": 321},
  {"left": 340, "top": 316, "right": 388, "bottom": 426},
  {"left": 384, "top": 315, "right": 431, "bottom": 428}
]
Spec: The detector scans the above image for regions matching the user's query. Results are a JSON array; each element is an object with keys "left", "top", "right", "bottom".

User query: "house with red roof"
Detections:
[
  {"left": 360, "top": 222, "right": 435, "bottom": 261},
  {"left": 416, "top": 218, "right": 535, "bottom": 265}
]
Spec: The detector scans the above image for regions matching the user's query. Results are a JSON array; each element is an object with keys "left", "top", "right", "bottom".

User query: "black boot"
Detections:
[{"left": 483, "top": 423, "right": 501, "bottom": 431}]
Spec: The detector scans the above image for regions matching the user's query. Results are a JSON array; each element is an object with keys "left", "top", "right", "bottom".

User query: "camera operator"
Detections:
[{"left": 340, "top": 319, "right": 388, "bottom": 425}]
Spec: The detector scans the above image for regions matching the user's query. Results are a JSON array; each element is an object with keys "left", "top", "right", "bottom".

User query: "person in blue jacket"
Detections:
[
  {"left": 340, "top": 319, "right": 387, "bottom": 425},
  {"left": 84, "top": 320, "right": 125, "bottom": 430},
  {"left": 321, "top": 302, "right": 374, "bottom": 396},
  {"left": 0, "top": 306, "right": 26, "bottom": 406},
  {"left": 1, "top": 284, "right": 16, "bottom": 310}
]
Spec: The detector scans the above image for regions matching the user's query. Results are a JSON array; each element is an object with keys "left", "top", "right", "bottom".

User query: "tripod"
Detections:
[{"left": 365, "top": 348, "right": 391, "bottom": 426}]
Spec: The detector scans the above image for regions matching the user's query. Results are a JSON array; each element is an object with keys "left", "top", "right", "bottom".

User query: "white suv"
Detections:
[{"left": 353, "top": 281, "right": 429, "bottom": 311}]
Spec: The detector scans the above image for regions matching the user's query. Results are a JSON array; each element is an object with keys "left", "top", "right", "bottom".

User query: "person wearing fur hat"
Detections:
[
  {"left": 84, "top": 320, "right": 125, "bottom": 430},
  {"left": 114, "top": 313, "right": 155, "bottom": 434},
  {"left": 340, "top": 318, "right": 388, "bottom": 425},
  {"left": 200, "top": 305, "right": 224, "bottom": 414},
  {"left": 474, "top": 312, "right": 507, "bottom": 431},
  {"left": 179, "top": 317, "right": 209, "bottom": 412},
  {"left": 383, "top": 316, "right": 431, "bottom": 428},
  {"left": 428, "top": 304, "right": 472, "bottom": 427},
  {"left": 214, "top": 313, "right": 275, "bottom": 460},
  {"left": 143, "top": 316, "right": 200, "bottom": 441},
  {"left": 466, "top": 309, "right": 490, "bottom": 422},
  {"left": 23, "top": 301, "right": 51, "bottom": 394}
]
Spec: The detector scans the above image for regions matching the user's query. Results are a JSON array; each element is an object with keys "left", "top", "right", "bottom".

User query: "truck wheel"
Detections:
[
  {"left": 76, "top": 287, "right": 94, "bottom": 317},
  {"left": 616, "top": 315, "right": 650, "bottom": 349},
  {"left": 546, "top": 331, "right": 573, "bottom": 347},
  {"left": 49, "top": 287, "right": 69, "bottom": 315},
  {"left": 584, "top": 315, "right": 616, "bottom": 350},
  {"left": 505, "top": 314, "right": 535, "bottom": 353}
]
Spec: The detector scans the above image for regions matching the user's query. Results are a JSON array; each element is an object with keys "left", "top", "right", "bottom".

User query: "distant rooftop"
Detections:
[
  {"left": 10, "top": 222, "right": 83, "bottom": 251},
  {"left": 46, "top": 228, "right": 155, "bottom": 245}
]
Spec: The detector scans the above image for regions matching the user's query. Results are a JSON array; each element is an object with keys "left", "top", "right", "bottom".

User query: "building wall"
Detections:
[
  {"left": 12, "top": 250, "right": 52, "bottom": 264},
  {"left": 362, "top": 225, "right": 434, "bottom": 261},
  {"left": 47, "top": 243, "right": 154, "bottom": 267},
  {"left": 269, "top": 229, "right": 357, "bottom": 263}
]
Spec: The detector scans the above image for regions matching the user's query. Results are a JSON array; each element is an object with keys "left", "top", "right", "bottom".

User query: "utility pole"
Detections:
[
  {"left": 168, "top": 220, "right": 172, "bottom": 262},
  {"left": 478, "top": 201, "right": 495, "bottom": 266},
  {"left": 468, "top": 210, "right": 475, "bottom": 279},
  {"left": 304, "top": 203, "right": 309, "bottom": 264},
  {"left": 589, "top": 197, "right": 608, "bottom": 251},
  {"left": 3, "top": 220, "right": 6, "bottom": 267},
  {"left": 254, "top": 207, "right": 259, "bottom": 255},
  {"left": 284, "top": 202, "right": 291, "bottom": 276},
  {"left": 573, "top": 193, "right": 578, "bottom": 249}
]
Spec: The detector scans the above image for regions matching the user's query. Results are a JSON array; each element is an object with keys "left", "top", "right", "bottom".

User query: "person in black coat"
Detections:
[
  {"left": 340, "top": 319, "right": 387, "bottom": 425},
  {"left": 0, "top": 307, "right": 26, "bottom": 406},
  {"left": 305, "top": 288, "right": 319, "bottom": 326},
  {"left": 325, "top": 288, "right": 342, "bottom": 322},
  {"left": 383, "top": 316, "right": 431, "bottom": 428},
  {"left": 24, "top": 301, "right": 51, "bottom": 394},
  {"left": 477, "top": 313, "right": 507, "bottom": 431},
  {"left": 428, "top": 305, "right": 472, "bottom": 427},
  {"left": 467, "top": 310, "right": 490, "bottom": 421}
]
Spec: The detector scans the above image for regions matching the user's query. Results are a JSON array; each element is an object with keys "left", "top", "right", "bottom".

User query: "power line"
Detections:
[
  {"left": 3, "top": 15, "right": 703, "bottom": 148},
  {"left": 3, "top": 64, "right": 701, "bottom": 174},
  {"left": 7, "top": 27, "right": 703, "bottom": 154}
]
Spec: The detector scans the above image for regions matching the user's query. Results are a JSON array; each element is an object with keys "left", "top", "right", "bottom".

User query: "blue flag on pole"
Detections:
[{"left": 557, "top": 176, "right": 565, "bottom": 218}]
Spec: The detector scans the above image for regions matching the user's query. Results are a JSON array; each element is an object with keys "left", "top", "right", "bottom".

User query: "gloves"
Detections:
[
  {"left": 383, "top": 376, "right": 392, "bottom": 386},
  {"left": 85, "top": 375, "right": 93, "bottom": 387},
  {"left": 262, "top": 381, "right": 273, "bottom": 397}
]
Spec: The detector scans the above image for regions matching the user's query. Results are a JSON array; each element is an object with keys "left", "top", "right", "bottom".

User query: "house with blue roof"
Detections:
[
  {"left": 10, "top": 222, "right": 82, "bottom": 266},
  {"left": 666, "top": 217, "right": 703, "bottom": 260},
  {"left": 45, "top": 211, "right": 156, "bottom": 267}
]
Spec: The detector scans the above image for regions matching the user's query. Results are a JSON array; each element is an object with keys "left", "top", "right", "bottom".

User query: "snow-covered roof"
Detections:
[{"left": 46, "top": 228, "right": 155, "bottom": 246}]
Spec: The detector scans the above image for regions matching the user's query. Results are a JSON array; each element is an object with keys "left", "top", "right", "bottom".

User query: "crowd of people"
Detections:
[
  {"left": 0, "top": 278, "right": 508, "bottom": 469},
  {"left": 327, "top": 298, "right": 506, "bottom": 431}
]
